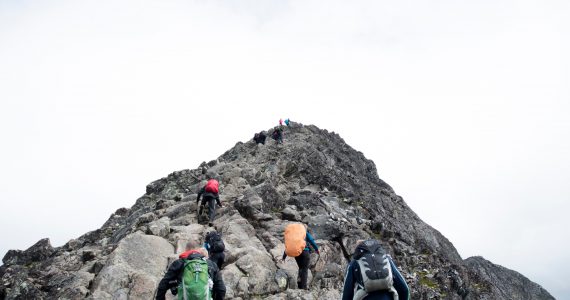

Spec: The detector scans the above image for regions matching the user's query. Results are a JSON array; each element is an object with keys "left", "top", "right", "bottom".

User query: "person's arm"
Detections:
[
  {"left": 215, "top": 194, "right": 222, "bottom": 206},
  {"left": 155, "top": 259, "right": 184, "bottom": 300},
  {"left": 209, "top": 261, "right": 226, "bottom": 300},
  {"left": 196, "top": 187, "right": 204, "bottom": 203},
  {"left": 341, "top": 261, "right": 355, "bottom": 300},
  {"left": 306, "top": 232, "right": 319, "bottom": 253},
  {"left": 389, "top": 256, "right": 410, "bottom": 300}
]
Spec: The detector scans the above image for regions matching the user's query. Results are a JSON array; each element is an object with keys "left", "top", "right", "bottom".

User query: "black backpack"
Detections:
[
  {"left": 205, "top": 231, "right": 225, "bottom": 253},
  {"left": 352, "top": 240, "right": 398, "bottom": 300}
]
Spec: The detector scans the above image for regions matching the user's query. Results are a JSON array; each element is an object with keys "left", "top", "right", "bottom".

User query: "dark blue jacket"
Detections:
[
  {"left": 282, "top": 230, "right": 319, "bottom": 259},
  {"left": 304, "top": 231, "right": 318, "bottom": 252},
  {"left": 341, "top": 255, "right": 409, "bottom": 300},
  {"left": 196, "top": 187, "right": 222, "bottom": 206}
]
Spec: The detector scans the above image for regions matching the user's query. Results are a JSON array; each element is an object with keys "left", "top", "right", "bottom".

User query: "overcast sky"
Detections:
[{"left": 1, "top": 0, "right": 568, "bottom": 298}]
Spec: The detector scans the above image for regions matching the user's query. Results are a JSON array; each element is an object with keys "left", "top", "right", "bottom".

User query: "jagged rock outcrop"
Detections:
[
  {"left": 0, "top": 122, "right": 555, "bottom": 299},
  {"left": 464, "top": 256, "right": 554, "bottom": 300},
  {"left": 90, "top": 232, "right": 174, "bottom": 299}
]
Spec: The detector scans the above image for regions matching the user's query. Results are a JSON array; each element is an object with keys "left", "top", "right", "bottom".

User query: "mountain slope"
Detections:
[
  {"left": 465, "top": 256, "right": 554, "bottom": 299},
  {"left": 0, "top": 122, "right": 554, "bottom": 299}
]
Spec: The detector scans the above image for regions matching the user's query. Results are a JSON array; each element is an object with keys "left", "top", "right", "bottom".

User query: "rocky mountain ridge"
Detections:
[{"left": 0, "top": 122, "right": 555, "bottom": 299}]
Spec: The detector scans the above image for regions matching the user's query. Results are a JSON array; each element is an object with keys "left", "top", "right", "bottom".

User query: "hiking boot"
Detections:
[{"left": 208, "top": 222, "right": 214, "bottom": 227}]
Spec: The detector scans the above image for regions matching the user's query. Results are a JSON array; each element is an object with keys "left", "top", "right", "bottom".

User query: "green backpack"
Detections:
[{"left": 177, "top": 258, "right": 212, "bottom": 300}]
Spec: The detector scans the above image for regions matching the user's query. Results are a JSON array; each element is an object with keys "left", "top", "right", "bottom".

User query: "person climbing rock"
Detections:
[
  {"left": 253, "top": 131, "right": 266, "bottom": 145},
  {"left": 155, "top": 239, "right": 226, "bottom": 300},
  {"left": 279, "top": 118, "right": 283, "bottom": 126},
  {"left": 284, "top": 118, "right": 290, "bottom": 127},
  {"left": 271, "top": 127, "right": 283, "bottom": 144},
  {"left": 281, "top": 223, "right": 319, "bottom": 289},
  {"left": 341, "top": 239, "right": 410, "bottom": 300},
  {"left": 197, "top": 178, "right": 223, "bottom": 226},
  {"left": 204, "top": 231, "right": 225, "bottom": 270}
]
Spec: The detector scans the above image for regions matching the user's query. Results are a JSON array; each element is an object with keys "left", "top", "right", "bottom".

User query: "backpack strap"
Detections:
[{"left": 181, "top": 260, "right": 191, "bottom": 300}]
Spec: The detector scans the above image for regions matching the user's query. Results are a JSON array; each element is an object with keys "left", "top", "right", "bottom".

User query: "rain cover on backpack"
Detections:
[
  {"left": 353, "top": 240, "right": 398, "bottom": 300},
  {"left": 284, "top": 223, "right": 306, "bottom": 257},
  {"left": 204, "top": 180, "right": 219, "bottom": 194},
  {"left": 178, "top": 258, "right": 212, "bottom": 300}
]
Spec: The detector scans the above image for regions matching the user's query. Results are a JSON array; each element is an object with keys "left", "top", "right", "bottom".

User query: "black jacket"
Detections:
[
  {"left": 197, "top": 187, "right": 221, "bottom": 206},
  {"left": 254, "top": 132, "right": 267, "bottom": 144},
  {"left": 272, "top": 128, "right": 283, "bottom": 140},
  {"left": 258, "top": 132, "right": 266, "bottom": 143},
  {"left": 155, "top": 251, "right": 226, "bottom": 300}
]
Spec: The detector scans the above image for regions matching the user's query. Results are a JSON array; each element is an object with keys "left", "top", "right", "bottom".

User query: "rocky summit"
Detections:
[{"left": 0, "top": 122, "right": 555, "bottom": 299}]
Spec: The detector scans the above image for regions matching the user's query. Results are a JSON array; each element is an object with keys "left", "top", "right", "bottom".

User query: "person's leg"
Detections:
[
  {"left": 294, "top": 251, "right": 311, "bottom": 289},
  {"left": 218, "top": 252, "right": 225, "bottom": 269},
  {"left": 208, "top": 198, "right": 217, "bottom": 222},
  {"left": 210, "top": 252, "right": 225, "bottom": 270},
  {"left": 199, "top": 198, "right": 207, "bottom": 215}
]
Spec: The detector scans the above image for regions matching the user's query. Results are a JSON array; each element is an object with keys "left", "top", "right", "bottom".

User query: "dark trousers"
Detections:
[
  {"left": 199, "top": 196, "right": 217, "bottom": 222},
  {"left": 209, "top": 251, "right": 225, "bottom": 270},
  {"left": 294, "top": 250, "right": 311, "bottom": 289}
]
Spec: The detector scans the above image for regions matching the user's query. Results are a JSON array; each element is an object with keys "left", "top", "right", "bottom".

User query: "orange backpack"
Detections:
[{"left": 284, "top": 223, "right": 306, "bottom": 257}]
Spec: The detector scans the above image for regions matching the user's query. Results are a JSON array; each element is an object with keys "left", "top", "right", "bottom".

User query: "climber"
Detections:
[
  {"left": 197, "top": 178, "right": 223, "bottom": 227},
  {"left": 253, "top": 131, "right": 266, "bottom": 145},
  {"left": 341, "top": 239, "right": 410, "bottom": 300},
  {"left": 155, "top": 238, "right": 226, "bottom": 300},
  {"left": 204, "top": 231, "right": 225, "bottom": 270},
  {"left": 281, "top": 223, "right": 319, "bottom": 289},
  {"left": 271, "top": 127, "right": 283, "bottom": 144},
  {"left": 279, "top": 118, "right": 283, "bottom": 126},
  {"left": 284, "top": 118, "right": 290, "bottom": 127}
]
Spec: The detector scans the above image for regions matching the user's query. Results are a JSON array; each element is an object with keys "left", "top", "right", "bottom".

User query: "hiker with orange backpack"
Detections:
[
  {"left": 197, "top": 179, "right": 223, "bottom": 226},
  {"left": 281, "top": 223, "right": 319, "bottom": 289}
]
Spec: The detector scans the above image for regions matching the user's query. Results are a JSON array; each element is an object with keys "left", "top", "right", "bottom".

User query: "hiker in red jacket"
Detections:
[{"left": 197, "top": 179, "right": 223, "bottom": 226}]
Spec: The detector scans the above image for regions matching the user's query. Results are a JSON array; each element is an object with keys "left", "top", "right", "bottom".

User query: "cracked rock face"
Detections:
[
  {"left": 0, "top": 122, "right": 555, "bottom": 299},
  {"left": 464, "top": 257, "right": 554, "bottom": 300}
]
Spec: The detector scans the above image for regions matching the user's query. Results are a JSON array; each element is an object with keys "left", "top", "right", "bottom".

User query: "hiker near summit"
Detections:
[
  {"left": 341, "top": 239, "right": 410, "bottom": 300},
  {"left": 254, "top": 131, "right": 267, "bottom": 145},
  {"left": 271, "top": 126, "right": 283, "bottom": 144},
  {"left": 282, "top": 223, "right": 319, "bottom": 290},
  {"left": 197, "top": 178, "right": 223, "bottom": 226},
  {"left": 155, "top": 239, "right": 226, "bottom": 300}
]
